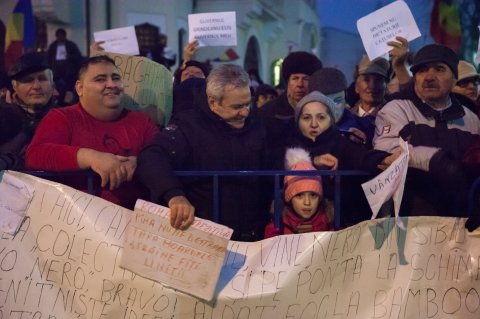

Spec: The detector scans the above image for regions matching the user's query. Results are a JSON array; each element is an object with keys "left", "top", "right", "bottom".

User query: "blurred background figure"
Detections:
[
  {"left": 452, "top": 60, "right": 480, "bottom": 115},
  {"left": 47, "top": 28, "right": 82, "bottom": 95},
  {"left": 254, "top": 84, "right": 277, "bottom": 108}
]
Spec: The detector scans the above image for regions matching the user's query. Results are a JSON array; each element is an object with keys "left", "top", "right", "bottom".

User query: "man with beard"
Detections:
[
  {"left": 373, "top": 44, "right": 480, "bottom": 230},
  {"left": 23, "top": 56, "right": 189, "bottom": 229}
]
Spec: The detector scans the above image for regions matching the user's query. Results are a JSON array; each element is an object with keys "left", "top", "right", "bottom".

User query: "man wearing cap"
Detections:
[
  {"left": 452, "top": 60, "right": 479, "bottom": 114},
  {"left": 0, "top": 52, "right": 57, "bottom": 170},
  {"left": 257, "top": 51, "right": 323, "bottom": 168},
  {"left": 253, "top": 84, "right": 278, "bottom": 109},
  {"left": 373, "top": 44, "right": 480, "bottom": 229},
  {"left": 351, "top": 55, "right": 390, "bottom": 117}
]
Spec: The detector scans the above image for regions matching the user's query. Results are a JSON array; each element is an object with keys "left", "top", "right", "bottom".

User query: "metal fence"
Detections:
[{"left": 19, "top": 169, "right": 480, "bottom": 236}]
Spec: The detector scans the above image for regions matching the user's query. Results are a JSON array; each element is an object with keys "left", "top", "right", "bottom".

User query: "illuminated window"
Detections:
[{"left": 272, "top": 58, "right": 283, "bottom": 87}]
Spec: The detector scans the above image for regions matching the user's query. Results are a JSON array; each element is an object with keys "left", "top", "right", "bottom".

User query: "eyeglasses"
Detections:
[{"left": 457, "top": 78, "right": 480, "bottom": 88}]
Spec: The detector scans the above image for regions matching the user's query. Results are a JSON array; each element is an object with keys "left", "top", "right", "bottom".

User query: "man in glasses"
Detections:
[{"left": 452, "top": 60, "right": 479, "bottom": 114}]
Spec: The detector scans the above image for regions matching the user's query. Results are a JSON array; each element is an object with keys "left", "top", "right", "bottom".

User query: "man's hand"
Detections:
[
  {"left": 77, "top": 149, "right": 130, "bottom": 190},
  {"left": 348, "top": 127, "right": 367, "bottom": 144},
  {"left": 377, "top": 150, "right": 401, "bottom": 170},
  {"left": 182, "top": 40, "right": 199, "bottom": 65},
  {"left": 118, "top": 156, "right": 137, "bottom": 181},
  {"left": 313, "top": 153, "right": 339, "bottom": 170},
  {"left": 90, "top": 41, "right": 105, "bottom": 55},
  {"left": 168, "top": 196, "right": 195, "bottom": 230},
  {"left": 387, "top": 36, "right": 409, "bottom": 68}
]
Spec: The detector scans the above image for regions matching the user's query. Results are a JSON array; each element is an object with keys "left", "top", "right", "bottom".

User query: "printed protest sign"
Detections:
[
  {"left": 94, "top": 26, "right": 140, "bottom": 56},
  {"left": 92, "top": 51, "right": 173, "bottom": 126},
  {"left": 188, "top": 11, "right": 237, "bottom": 47},
  {"left": 357, "top": 1, "right": 421, "bottom": 60},
  {"left": 122, "top": 200, "right": 232, "bottom": 301},
  {"left": 362, "top": 138, "right": 409, "bottom": 228},
  {"left": 1, "top": 171, "right": 480, "bottom": 318}
]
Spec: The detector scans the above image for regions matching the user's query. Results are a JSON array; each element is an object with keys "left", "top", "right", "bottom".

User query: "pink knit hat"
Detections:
[{"left": 284, "top": 148, "right": 322, "bottom": 202}]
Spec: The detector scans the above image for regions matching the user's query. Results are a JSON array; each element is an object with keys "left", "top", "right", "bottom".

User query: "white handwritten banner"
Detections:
[
  {"left": 356, "top": 1, "right": 421, "bottom": 60},
  {"left": 0, "top": 171, "right": 34, "bottom": 234},
  {"left": 93, "top": 26, "right": 140, "bottom": 56},
  {"left": 188, "top": 11, "right": 237, "bottom": 47},
  {"left": 1, "top": 171, "right": 480, "bottom": 318},
  {"left": 362, "top": 138, "right": 409, "bottom": 228},
  {"left": 122, "top": 200, "right": 232, "bottom": 301}
]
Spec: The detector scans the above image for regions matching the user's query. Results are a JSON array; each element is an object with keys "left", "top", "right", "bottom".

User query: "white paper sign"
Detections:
[
  {"left": 0, "top": 171, "right": 34, "bottom": 234},
  {"left": 188, "top": 11, "right": 237, "bottom": 47},
  {"left": 357, "top": 1, "right": 421, "bottom": 60},
  {"left": 122, "top": 199, "right": 233, "bottom": 301},
  {"left": 94, "top": 26, "right": 140, "bottom": 56},
  {"left": 362, "top": 138, "right": 409, "bottom": 228}
]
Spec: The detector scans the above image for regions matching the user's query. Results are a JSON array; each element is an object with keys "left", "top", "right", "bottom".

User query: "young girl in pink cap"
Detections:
[{"left": 264, "top": 147, "right": 332, "bottom": 237}]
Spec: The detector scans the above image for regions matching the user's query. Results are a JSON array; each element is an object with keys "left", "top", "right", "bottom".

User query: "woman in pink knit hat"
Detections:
[{"left": 265, "top": 147, "right": 332, "bottom": 238}]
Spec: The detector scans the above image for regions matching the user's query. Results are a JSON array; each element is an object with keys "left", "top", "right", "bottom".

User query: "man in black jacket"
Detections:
[{"left": 135, "top": 64, "right": 269, "bottom": 240}]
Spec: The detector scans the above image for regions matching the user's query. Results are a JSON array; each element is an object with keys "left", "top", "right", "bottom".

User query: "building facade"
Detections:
[{"left": 1, "top": 0, "right": 321, "bottom": 85}]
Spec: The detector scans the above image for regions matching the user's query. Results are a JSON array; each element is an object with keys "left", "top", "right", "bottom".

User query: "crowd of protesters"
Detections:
[{"left": 1, "top": 30, "right": 480, "bottom": 241}]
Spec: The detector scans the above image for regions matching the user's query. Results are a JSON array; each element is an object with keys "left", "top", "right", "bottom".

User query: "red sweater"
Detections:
[
  {"left": 26, "top": 103, "right": 159, "bottom": 208},
  {"left": 264, "top": 206, "right": 331, "bottom": 238}
]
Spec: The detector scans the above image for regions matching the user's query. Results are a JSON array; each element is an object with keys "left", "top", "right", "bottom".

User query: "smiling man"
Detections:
[
  {"left": 373, "top": 44, "right": 480, "bottom": 227},
  {"left": 23, "top": 56, "right": 182, "bottom": 225},
  {"left": 135, "top": 64, "right": 270, "bottom": 241}
]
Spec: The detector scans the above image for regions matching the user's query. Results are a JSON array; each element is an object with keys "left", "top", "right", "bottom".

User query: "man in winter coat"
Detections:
[
  {"left": 135, "top": 64, "right": 270, "bottom": 241},
  {"left": 373, "top": 44, "right": 480, "bottom": 230}
]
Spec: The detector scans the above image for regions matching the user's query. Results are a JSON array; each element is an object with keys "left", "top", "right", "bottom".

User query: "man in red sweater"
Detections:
[{"left": 26, "top": 55, "right": 193, "bottom": 229}]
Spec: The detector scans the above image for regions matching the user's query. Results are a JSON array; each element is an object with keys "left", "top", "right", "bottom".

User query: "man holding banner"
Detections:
[
  {"left": 373, "top": 44, "right": 480, "bottom": 230},
  {"left": 136, "top": 64, "right": 269, "bottom": 240}
]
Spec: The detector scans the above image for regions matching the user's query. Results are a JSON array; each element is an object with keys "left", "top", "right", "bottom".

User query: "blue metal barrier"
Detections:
[
  {"left": 24, "top": 169, "right": 369, "bottom": 230},
  {"left": 21, "top": 170, "right": 480, "bottom": 232}
]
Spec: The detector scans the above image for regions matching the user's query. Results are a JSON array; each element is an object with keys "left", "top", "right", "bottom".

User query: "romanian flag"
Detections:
[
  {"left": 430, "top": 0, "right": 462, "bottom": 53},
  {"left": 213, "top": 48, "right": 239, "bottom": 62},
  {"left": 4, "top": 0, "right": 36, "bottom": 71}
]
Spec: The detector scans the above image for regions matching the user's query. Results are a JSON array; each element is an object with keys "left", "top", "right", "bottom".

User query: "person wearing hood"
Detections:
[{"left": 135, "top": 64, "right": 270, "bottom": 241}]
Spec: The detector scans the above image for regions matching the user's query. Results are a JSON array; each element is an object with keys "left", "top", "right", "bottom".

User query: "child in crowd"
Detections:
[{"left": 265, "top": 147, "right": 333, "bottom": 237}]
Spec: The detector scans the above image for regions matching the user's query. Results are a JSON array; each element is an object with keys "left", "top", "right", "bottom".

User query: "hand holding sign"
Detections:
[
  {"left": 357, "top": 1, "right": 420, "bottom": 60},
  {"left": 188, "top": 12, "right": 237, "bottom": 47},
  {"left": 93, "top": 26, "right": 140, "bottom": 56},
  {"left": 362, "top": 138, "right": 409, "bottom": 228}
]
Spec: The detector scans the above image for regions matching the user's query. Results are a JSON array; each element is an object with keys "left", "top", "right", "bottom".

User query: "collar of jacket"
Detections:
[
  {"left": 391, "top": 82, "right": 465, "bottom": 121},
  {"left": 198, "top": 95, "right": 254, "bottom": 133}
]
